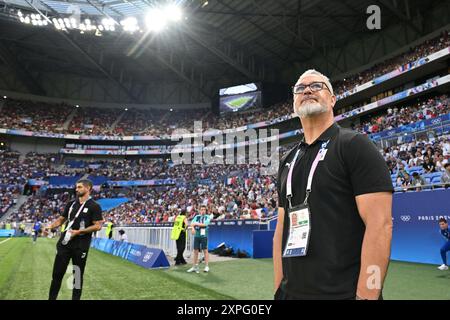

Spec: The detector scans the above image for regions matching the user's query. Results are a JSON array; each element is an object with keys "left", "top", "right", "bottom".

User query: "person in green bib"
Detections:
[
  {"left": 171, "top": 210, "right": 188, "bottom": 266},
  {"left": 187, "top": 205, "right": 211, "bottom": 273}
]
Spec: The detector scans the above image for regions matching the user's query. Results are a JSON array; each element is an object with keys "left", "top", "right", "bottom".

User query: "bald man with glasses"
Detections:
[{"left": 273, "top": 69, "right": 393, "bottom": 300}]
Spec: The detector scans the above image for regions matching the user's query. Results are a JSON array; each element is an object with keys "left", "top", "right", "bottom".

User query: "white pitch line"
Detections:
[{"left": 0, "top": 238, "right": 12, "bottom": 245}]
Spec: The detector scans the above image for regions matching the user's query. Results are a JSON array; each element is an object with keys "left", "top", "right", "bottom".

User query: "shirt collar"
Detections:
[{"left": 299, "top": 123, "right": 340, "bottom": 147}]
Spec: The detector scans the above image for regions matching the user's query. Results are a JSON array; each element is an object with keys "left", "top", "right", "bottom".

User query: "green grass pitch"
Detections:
[
  {"left": 0, "top": 238, "right": 449, "bottom": 300},
  {"left": 226, "top": 96, "right": 252, "bottom": 109}
]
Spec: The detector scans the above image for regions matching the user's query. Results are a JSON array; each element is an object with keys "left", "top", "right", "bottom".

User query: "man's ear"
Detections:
[{"left": 330, "top": 95, "right": 337, "bottom": 109}]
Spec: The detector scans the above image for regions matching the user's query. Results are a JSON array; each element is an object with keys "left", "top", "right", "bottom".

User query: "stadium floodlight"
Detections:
[
  {"left": 3, "top": 96, "right": 7, "bottom": 99},
  {"left": 75, "top": 105, "right": 79, "bottom": 108},
  {"left": 18, "top": 10, "right": 23, "bottom": 17},
  {"left": 164, "top": 4, "right": 182, "bottom": 22},
  {"left": 98, "top": 24, "right": 104, "bottom": 31},
  {"left": 102, "top": 18, "right": 115, "bottom": 31},
  {"left": 24, "top": 16, "right": 30, "bottom": 24},
  {"left": 124, "top": 108, "right": 128, "bottom": 111},
  {"left": 85, "top": 18, "right": 91, "bottom": 25},
  {"left": 145, "top": 8, "right": 167, "bottom": 32},
  {"left": 19, "top": 17, "right": 25, "bottom": 23},
  {"left": 79, "top": 23, "right": 86, "bottom": 31},
  {"left": 120, "top": 17, "right": 139, "bottom": 32}
]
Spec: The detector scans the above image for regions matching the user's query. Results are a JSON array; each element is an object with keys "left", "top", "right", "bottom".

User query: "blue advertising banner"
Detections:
[
  {"left": 0, "top": 230, "right": 15, "bottom": 237},
  {"left": 391, "top": 189, "right": 450, "bottom": 265},
  {"left": 208, "top": 220, "right": 261, "bottom": 257},
  {"left": 90, "top": 238, "right": 170, "bottom": 269},
  {"left": 252, "top": 230, "right": 274, "bottom": 259}
]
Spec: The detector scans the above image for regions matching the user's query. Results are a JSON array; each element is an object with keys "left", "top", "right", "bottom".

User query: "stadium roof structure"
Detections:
[{"left": 0, "top": 0, "right": 448, "bottom": 104}]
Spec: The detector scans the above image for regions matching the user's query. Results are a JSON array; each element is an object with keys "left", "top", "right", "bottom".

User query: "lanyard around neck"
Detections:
[
  {"left": 286, "top": 140, "right": 330, "bottom": 208},
  {"left": 66, "top": 198, "right": 90, "bottom": 231}
]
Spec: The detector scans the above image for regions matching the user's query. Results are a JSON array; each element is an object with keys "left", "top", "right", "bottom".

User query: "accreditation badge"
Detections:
[{"left": 282, "top": 204, "right": 311, "bottom": 258}]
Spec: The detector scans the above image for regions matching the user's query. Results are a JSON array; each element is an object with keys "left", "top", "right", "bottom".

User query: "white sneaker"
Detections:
[
  {"left": 437, "top": 264, "right": 448, "bottom": 270},
  {"left": 187, "top": 266, "right": 199, "bottom": 273},
  {"left": 204, "top": 266, "right": 210, "bottom": 273}
]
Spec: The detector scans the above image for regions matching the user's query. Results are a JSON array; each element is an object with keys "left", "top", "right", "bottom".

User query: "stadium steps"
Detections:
[
  {"left": 62, "top": 108, "right": 78, "bottom": 130},
  {"left": 110, "top": 110, "right": 126, "bottom": 131},
  {"left": 0, "top": 195, "right": 29, "bottom": 222}
]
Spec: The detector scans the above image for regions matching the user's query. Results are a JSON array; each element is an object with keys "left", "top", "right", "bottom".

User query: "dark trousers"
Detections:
[
  {"left": 108, "top": 232, "right": 112, "bottom": 239},
  {"left": 49, "top": 243, "right": 89, "bottom": 300},
  {"left": 175, "top": 232, "right": 187, "bottom": 264}
]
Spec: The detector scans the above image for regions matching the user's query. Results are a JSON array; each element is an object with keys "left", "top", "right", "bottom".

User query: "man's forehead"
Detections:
[{"left": 296, "top": 74, "right": 324, "bottom": 84}]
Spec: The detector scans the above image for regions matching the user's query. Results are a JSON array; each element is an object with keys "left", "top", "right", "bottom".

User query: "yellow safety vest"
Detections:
[
  {"left": 5, "top": 223, "right": 11, "bottom": 230},
  {"left": 106, "top": 222, "right": 113, "bottom": 235},
  {"left": 170, "top": 215, "right": 186, "bottom": 240}
]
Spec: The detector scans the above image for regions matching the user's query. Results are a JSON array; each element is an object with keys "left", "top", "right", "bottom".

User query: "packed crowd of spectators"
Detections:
[
  {"left": 85, "top": 159, "right": 163, "bottom": 180},
  {"left": 0, "top": 99, "right": 72, "bottom": 133},
  {"left": 0, "top": 150, "right": 64, "bottom": 185},
  {"left": 10, "top": 192, "right": 70, "bottom": 224},
  {"left": 333, "top": 30, "right": 449, "bottom": 97},
  {"left": 382, "top": 134, "right": 450, "bottom": 190},
  {"left": 2, "top": 30, "right": 447, "bottom": 139},
  {"left": 0, "top": 186, "right": 20, "bottom": 219},
  {"left": 101, "top": 162, "right": 278, "bottom": 225},
  {"left": 353, "top": 94, "right": 449, "bottom": 134}
]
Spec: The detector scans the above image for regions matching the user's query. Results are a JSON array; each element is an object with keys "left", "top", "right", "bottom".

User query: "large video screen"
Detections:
[{"left": 219, "top": 83, "right": 262, "bottom": 114}]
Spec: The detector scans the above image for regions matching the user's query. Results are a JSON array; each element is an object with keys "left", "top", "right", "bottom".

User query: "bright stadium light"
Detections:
[
  {"left": 145, "top": 8, "right": 167, "bottom": 32},
  {"left": 164, "top": 4, "right": 182, "bottom": 22},
  {"left": 120, "top": 17, "right": 139, "bottom": 32},
  {"left": 18, "top": 10, "right": 23, "bottom": 17},
  {"left": 24, "top": 16, "right": 30, "bottom": 24}
]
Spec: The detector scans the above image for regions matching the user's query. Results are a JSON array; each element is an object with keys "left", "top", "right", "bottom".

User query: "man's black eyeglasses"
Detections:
[{"left": 292, "top": 82, "right": 331, "bottom": 94}]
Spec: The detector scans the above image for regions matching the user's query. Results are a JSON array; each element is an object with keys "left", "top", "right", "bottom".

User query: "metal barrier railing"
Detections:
[
  {"left": 97, "top": 226, "right": 194, "bottom": 257},
  {"left": 394, "top": 182, "right": 449, "bottom": 192}
]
